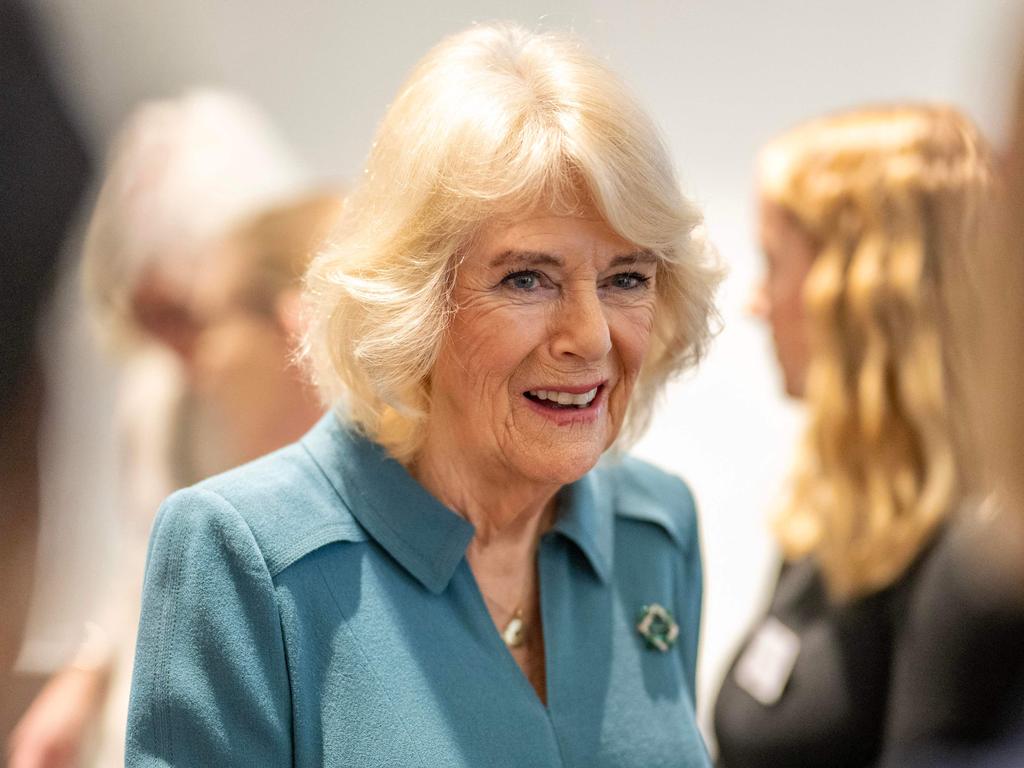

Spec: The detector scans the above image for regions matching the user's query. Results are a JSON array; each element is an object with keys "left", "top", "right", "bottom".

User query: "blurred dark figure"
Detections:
[
  {"left": 0, "top": 0, "right": 91, "bottom": 743},
  {"left": 0, "top": 0, "right": 89, "bottom": 414},
  {"left": 711, "top": 105, "right": 1021, "bottom": 768}
]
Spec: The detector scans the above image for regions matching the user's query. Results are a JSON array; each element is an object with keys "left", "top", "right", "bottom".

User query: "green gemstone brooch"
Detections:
[{"left": 636, "top": 603, "right": 679, "bottom": 652}]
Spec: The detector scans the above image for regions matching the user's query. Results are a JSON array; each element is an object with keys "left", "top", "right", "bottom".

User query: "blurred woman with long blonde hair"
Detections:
[
  {"left": 884, "top": 55, "right": 1024, "bottom": 768},
  {"left": 713, "top": 105, "right": 999, "bottom": 768}
]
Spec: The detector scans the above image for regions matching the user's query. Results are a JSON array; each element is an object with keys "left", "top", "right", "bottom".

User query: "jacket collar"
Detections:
[
  {"left": 302, "top": 413, "right": 473, "bottom": 594},
  {"left": 302, "top": 412, "right": 613, "bottom": 592},
  {"left": 550, "top": 468, "right": 614, "bottom": 584}
]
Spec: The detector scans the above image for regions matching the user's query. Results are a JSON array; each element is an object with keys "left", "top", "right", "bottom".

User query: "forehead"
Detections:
[
  {"left": 469, "top": 214, "right": 640, "bottom": 266},
  {"left": 758, "top": 196, "right": 791, "bottom": 235}
]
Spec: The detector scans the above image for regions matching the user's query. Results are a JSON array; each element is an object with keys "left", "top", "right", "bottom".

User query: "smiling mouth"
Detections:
[{"left": 524, "top": 385, "right": 602, "bottom": 410}]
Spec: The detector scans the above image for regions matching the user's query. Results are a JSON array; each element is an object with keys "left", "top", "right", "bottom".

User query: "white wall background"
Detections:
[{"left": 27, "top": 0, "right": 1022, "bottom": 744}]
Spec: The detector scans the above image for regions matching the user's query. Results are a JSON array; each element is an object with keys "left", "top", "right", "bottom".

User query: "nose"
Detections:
[
  {"left": 747, "top": 277, "right": 769, "bottom": 321},
  {"left": 549, "top": 286, "right": 612, "bottom": 362}
]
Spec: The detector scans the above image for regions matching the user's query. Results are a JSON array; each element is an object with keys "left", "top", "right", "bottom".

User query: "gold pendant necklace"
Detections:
[
  {"left": 501, "top": 608, "right": 526, "bottom": 648},
  {"left": 481, "top": 589, "right": 529, "bottom": 648}
]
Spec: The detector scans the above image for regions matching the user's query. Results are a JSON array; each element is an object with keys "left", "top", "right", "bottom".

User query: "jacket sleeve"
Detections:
[{"left": 126, "top": 487, "right": 292, "bottom": 766}]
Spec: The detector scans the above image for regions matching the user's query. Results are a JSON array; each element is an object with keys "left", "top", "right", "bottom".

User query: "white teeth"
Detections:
[{"left": 527, "top": 387, "right": 599, "bottom": 407}]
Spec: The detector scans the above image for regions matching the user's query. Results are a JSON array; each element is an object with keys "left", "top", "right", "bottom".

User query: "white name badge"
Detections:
[{"left": 733, "top": 616, "right": 801, "bottom": 706}]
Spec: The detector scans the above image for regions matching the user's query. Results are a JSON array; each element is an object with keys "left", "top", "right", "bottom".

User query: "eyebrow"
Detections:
[
  {"left": 488, "top": 249, "right": 657, "bottom": 269},
  {"left": 488, "top": 250, "right": 563, "bottom": 269},
  {"left": 608, "top": 251, "right": 658, "bottom": 268}
]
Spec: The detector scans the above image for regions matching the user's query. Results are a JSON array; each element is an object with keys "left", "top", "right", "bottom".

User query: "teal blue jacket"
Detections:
[{"left": 126, "top": 413, "right": 710, "bottom": 767}]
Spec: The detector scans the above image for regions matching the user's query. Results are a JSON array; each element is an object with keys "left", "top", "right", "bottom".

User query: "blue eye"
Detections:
[
  {"left": 610, "top": 272, "right": 651, "bottom": 290},
  {"left": 502, "top": 270, "right": 543, "bottom": 291}
]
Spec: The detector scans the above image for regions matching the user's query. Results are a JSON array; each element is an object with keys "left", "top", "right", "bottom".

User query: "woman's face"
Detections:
[
  {"left": 426, "top": 212, "right": 658, "bottom": 487},
  {"left": 751, "top": 196, "right": 818, "bottom": 398},
  {"left": 189, "top": 242, "right": 319, "bottom": 464}
]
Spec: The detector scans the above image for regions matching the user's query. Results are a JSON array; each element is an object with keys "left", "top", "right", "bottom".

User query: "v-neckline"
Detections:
[{"left": 459, "top": 545, "right": 556, "bottom": 712}]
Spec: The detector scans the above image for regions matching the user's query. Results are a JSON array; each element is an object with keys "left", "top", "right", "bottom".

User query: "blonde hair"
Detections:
[
  {"left": 762, "top": 105, "right": 994, "bottom": 600},
  {"left": 303, "top": 22, "right": 721, "bottom": 463},
  {"left": 974, "top": 63, "right": 1024, "bottom": 511},
  {"left": 82, "top": 89, "right": 304, "bottom": 351},
  {"left": 224, "top": 191, "right": 344, "bottom": 313}
]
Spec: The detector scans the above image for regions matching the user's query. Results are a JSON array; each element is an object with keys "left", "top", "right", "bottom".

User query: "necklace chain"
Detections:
[{"left": 474, "top": 503, "right": 555, "bottom": 650}]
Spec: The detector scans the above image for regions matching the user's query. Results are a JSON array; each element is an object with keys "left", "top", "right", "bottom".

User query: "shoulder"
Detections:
[
  {"left": 159, "top": 440, "right": 366, "bottom": 578},
  {"left": 905, "top": 501, "right": 1024, "bottom": 624},
  {"left": 595, "top": 454, "right": 699, "bottom": 554}
]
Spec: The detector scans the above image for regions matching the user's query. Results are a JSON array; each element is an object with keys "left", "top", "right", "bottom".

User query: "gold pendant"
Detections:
[{"left": 502, "top": 612, "right": 526, "bottom": 648}]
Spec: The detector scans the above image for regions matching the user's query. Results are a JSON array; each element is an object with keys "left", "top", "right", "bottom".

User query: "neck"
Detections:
[
  {"left": 411, "top": 439, "right": 558, "bottom": 548},
  {"left": 236, "top": 381, "right": 323, "bottom": 464}
]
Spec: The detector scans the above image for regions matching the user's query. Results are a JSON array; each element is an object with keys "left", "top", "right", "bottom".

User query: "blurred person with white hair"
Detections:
[{"left": 7, "top": 88, "right": 305, "bottom": 768}]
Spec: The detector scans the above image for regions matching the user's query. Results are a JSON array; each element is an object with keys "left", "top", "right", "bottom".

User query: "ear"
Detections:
[
  {"left": 274, "top": 288, "right": 305, "bottom": 339},
  {"left": 747, "top": 277, "right": 769, "bottom": 320}
]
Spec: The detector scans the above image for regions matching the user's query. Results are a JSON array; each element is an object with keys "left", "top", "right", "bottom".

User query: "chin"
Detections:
[
  {"left": 515, "top": 440, "right": 607, "bottom": 487},
  {"left": 783, "top": 375, "right": 806, "bottom": 400},
  {"left": 502, "top": 403, "right": 619, "bottom": 486}
]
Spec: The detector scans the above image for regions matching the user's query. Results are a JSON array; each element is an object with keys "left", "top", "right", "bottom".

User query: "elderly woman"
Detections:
[
  {"left": 711, "top": 105, "right": 1022, "bottom": 768},
  {"left": 126, "top": 23, "right": 719, "bottom": 768}
]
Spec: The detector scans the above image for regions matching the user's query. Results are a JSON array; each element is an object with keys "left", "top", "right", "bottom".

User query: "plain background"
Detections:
[{"left": 22, "top": 0, "right": 1023, "bottom": 744}]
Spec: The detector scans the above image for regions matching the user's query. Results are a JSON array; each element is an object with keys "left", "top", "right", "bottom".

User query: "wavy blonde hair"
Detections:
[
  {"left": 223, "top": 191, "right": 344, "bottom": 313},
  {"left": 762, "top": 105, "right": 994, "bottom": 600},
  {"left": 303, "top": 22, "right": 721, "bottom": 463}
]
